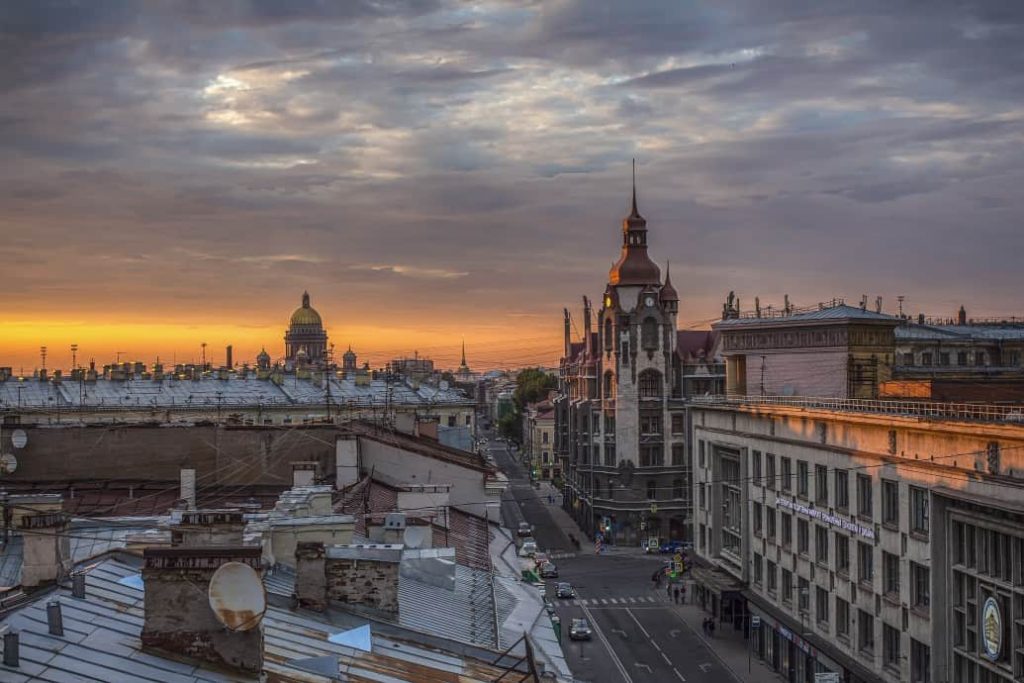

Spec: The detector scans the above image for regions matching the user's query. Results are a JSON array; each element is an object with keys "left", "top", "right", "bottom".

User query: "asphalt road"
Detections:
[{"left": 488, "top": 435, "right": 742, "bottom": 683}]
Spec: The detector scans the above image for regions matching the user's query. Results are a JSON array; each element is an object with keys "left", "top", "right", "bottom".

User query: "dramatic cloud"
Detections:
[{"left": 0, "top": 0, "right": 1022, "bottom": 369}]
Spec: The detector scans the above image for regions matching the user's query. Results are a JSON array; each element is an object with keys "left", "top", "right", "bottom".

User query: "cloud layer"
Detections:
[{"left": 1, "top": 1, "right": 1023, "bottom": 368}]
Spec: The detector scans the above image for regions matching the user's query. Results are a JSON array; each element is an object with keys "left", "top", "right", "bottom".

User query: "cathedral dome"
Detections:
[{"left": 290, "top": 291, "right": 323, "bottom": 327}]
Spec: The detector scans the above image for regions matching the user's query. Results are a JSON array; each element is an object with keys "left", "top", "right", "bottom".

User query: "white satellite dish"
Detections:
[
  {"left": 11, "top": 430, "right": 27, "bottom": 450},
  {"left": 403, "top": 526, "right": 428, "bottom": 549},
  {"left": 208, "top": 562, "right": 266, "bottom": 632},
  {"left": 0, "top": 453, "right": 16, "bottom": 475}
]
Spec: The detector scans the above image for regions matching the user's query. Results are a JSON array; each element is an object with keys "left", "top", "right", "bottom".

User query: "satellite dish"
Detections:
[
  {"left": 402, "top": 526, "right": 428, "bottom": 549},
  {"left": 0, "top": 453, "right": 16, "bottom": 475},
  {"left": 208, "top": 562, "right": 266, "bottom": 631},
  {"left": 11, "top": 430, "right": 27, "bottom": 449}
]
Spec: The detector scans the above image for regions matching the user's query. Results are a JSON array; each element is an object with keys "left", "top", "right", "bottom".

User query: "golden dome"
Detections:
[{"left": 290, "top": 291, "right": 323, "bottom": 327}]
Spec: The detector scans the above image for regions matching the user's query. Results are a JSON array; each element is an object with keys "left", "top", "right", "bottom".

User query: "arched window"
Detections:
[
  {"left": 604, "top": 318, "right": 613, "bottom": 350},
  {"left": 638, "top": 369, "right": 663, "bottom": 398},
  {"left": 641, "top": 317, "right": 658, "bottom": 349},
  {"left": 603, "top": 370, "right": 614, "bottom": 397}
]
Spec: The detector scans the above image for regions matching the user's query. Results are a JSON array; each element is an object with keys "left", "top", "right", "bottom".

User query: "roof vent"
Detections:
[
  {"left": 71, "top": 571, "right": 86, "bottom": 599},
  {"left": 46, "top": 601, "right": 63, "bottom": 636},
  {"left": 2, "top": 631, "right": 18, "bottom": 667}
]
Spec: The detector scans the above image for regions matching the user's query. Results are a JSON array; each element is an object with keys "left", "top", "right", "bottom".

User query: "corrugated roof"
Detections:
[{"left": 715, "top": 304, "right": 899, "bottom": 327}]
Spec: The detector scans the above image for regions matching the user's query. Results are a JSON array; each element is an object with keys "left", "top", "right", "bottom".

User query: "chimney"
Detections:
[
  {"left": 171, "top": 510, "right": 246, "bottom": 547},
  {"left": 2, "top": 631, "right": 18, "bottom": 668},
  {"left": 46, "top": 601, "right": 64, "bottom": 636},
  {"left": 71, "top": 571, "right": 86, "bottom": 599},
  {"left": 179, "top": 468, "right": 196, "bottom": 510},
  {"left": 225, "top": 345, "right": 233, "bottom": 369},
  {"left": 294, "top": 543, "right": 402, "bottom": 615},
  {"left": 291, "top": 462, "right": 317, "bottom": 488},
  {"left": 141, "top": 546, "right": 263, "bottom": 674},
  {"left": 958, "top": 305, "right": 967, "bottom": 326},
  {"left": 20, "top": 512, "right": 71, "bottom": 587}
]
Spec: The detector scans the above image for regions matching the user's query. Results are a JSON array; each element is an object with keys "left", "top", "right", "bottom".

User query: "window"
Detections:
[
  {"left": 447, "top": 415, "right": 456, "bottom": 427},
  {"left": 640, "top": 413, "right": 662, "bottom": 435},
  {"left": 466, "top": 414, "right": 472, "bottom": 425},
  {"left": 640, "top": 444, "right": 663, "bottom": 466},
  {"left": 882, "top": 623, "right": 900, "bottom": 670},
  {"left": 753, "top": 503, "right": 763, "bottom": 536},
  {"left": 542, "top": 431, "right": 549, "bottom": 444},
  {"left": 603, "top": 318, "right": 613, "bottom": 350},
  {"left": 815, "top": 464, "right": 828, "bottom": 505},
  {"left": 641, "top": 317, "right": 658, "bottom": 349},
  {"left": 910, "top": 486, "right": 929, "bottom": 536},
  {"left": 835, "top": 469, "right": 849, "bottom": 510},
  {"left": 781, "top": 569, "right": 793, "bottom": 603},
  {"left": 911, "top": 639, "right": 931, "bottom": 683},
  {"left": 638, "top": 369, "right": 662, "bottom": 398},
  {"left": 858, "top": 541, "right": 874, "bottom": 584},
  {"left": 781, "top": 513, "right": 792, "bottom": 548},
  {"left": 816, "top": 587, "right": 830, "bottom": 625},
  {"left": 699, "top": 440, "right": 705, "bottom": 468},
  {"left": 753, "top": 553, "right": 763, "bottom": 586},
  {"left": 797, "top": 460, "right": 809, "bottom": 497},
  {"left": 858, "top": 610, "right": 874, "bottom": 654},
  {"left": 911, "top": 562, "right": 930, "bottom": 612},
  {"left": 671, "top": 414, "right": 685, "bottom": 434},
  {"left": 603, "top": 370, "right": 614, "bottom": 396},
  {"left": 976, "top": 352, "right": 986, "bottom": 366},
  {"left": 752, "top": 450, "right": 761, "bottom": 485},
  {"left": 647, "top": 481, "right": 656, "bottom": 499},
  {"left": 798, "top": 577, "right": 810, "bottom": 613},
  {"left": 815, "top": 525, "right": 829, "bottom": 564},
  {"left": 836, "top": 597, "right": 850, "bottom": 638},
  {"left": 798, "top": 519, "right": 809, "bottom": 555},
  {"left": 781, "top": 457, "right": 792, "bottom": 491},
  {"left": 957, "top": 351, "right": 967, "bottom": 366},
  {"left": 883, "top": 552, "right": 900, "bottom": 597},
  {"left": 699, "top": 524, "right": 706, "bottom": 550},
  {"left": 836, "top": 533, "right": 850, "bottom": 573},
  {"left": 940, "top": 352, "right": 950, "bottom": 366},
  {"left": 766, "top": 508, "right": 776, "bottom": 541},
  {"left": 672, "top": 443, "right": 685, "bottom": 466},
  {"left": 857, "top": 474, "right": 872, "bottom": 518},
  {"left": 766, "top": 453, "right": 776, "bottom": 490},
  {"left": 767, "top": 560, "right": 777, "bottom": 593},
  {"left": 901, "top": 352, "right": 914, "bottom": 365},
  {"left": 699, "top": 483, "right": 706, "bottom": 509},
  {"left": 921, "top": 352, "right": 933, "bottom": 366},
  {"left": 672, "top": 478, "right": 683, "bottom": 499},
  {"left": 882, "top": 479, "right": 899, "bottom": 527}
]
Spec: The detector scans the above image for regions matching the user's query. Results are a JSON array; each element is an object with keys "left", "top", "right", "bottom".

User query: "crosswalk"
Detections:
[
  {"left": 568, "top": 596, "right": 663, "bottom": 607},
  {"left": 546, "top": 551, "right": 577, "bottom": 560}
]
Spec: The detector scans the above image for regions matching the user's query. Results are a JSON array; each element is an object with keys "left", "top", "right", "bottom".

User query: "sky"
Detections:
[{"left": 1, "top": 1, "right": 1023, "bottom": 372}]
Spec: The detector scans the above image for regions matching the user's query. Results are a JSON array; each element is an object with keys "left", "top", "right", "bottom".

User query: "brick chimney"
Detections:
[
  {"left": 171, "top": 510, "right": 245, "bottom": 547},
  {"left": 295, "top": 543, "right": 402, "bottom": 615},
  {"left": 20, "top": 512, "right": 71, "bottom": 588},
  {"left": 141, "top": 546, "right": 263, "bottom": 674}
]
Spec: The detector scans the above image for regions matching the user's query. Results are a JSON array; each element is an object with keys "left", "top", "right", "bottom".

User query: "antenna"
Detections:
[
  {"left": 897, "top": 296, "right": 905, "bottom": 318},
  {"left": 208, "top": 562, "right": 266, "bottom": 632}
]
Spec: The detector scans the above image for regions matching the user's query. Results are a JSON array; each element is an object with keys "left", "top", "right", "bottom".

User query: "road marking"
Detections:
[
  {"left": 625, "top": 608, "right": 652, "bottom": 639},
  {"left": 699, "top": 663, "right": 713, "bottom": 673},
  {"left": 669, "top": 629, "right": 681, "bottom": 638},
  {"left": 611, "top": 598, "right": 620, "bottom": 604},
  {"left": 611, "top": 628, "right": 628, "bottom": 639},
  {"left": 645, "top": 596, "right": 655, "bottom": 603},
  {"left": 651, "top": 641, "right": 661, "bottom": 652},
  {"left": 628, "top": 597, "right": 636, "bottom": 603},
  {"left": 634, "top": 663, "right": 653, "bottom": 674},
  {"left": 661, "top": 652, "right": 672, "bottom": 665},
  {"left": 668, "top": 610, "right": 743, "bottom": 683},
  {"left": 580, "top": 603, "right": 634, "bottom": 683},
  {"left": 673, "top": 667, "right": 686, "bottom": 681}
]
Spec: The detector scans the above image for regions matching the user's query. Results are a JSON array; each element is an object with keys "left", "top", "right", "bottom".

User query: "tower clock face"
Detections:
[
  {"left": 605, "top": 295, "right": 613, "bottom": 308},
  {"left": 645, "top": 296, "right": 655, "bottom": 307}
]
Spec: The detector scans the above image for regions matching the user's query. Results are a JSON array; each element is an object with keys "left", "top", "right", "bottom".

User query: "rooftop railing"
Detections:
[{"left": 690, "top": 394, "right": 1024, "bottom": 425}]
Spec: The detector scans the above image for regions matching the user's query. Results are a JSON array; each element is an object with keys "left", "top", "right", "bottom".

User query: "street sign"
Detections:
[
  {"left": 814, "top": 673, "right": 839, "bottom": 683},
  {"left": 751, "top": 616, "right": 761, "bottom": 628}
]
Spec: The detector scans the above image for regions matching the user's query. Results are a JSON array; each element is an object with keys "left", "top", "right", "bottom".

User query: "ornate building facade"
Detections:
[
  {"left": 556, "top": 178, "right": 723, "bottom": 546},
  {"left": 284, "top": 291, "right": 328, "bottom": 366}
]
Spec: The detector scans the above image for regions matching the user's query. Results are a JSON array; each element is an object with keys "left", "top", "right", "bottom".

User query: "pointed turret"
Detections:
[
  {"left": 660, "top": 262, "right": 679, "bottom": 302},
  {"left": 609, "top": 159, "right": 661, "bottom": 286}
]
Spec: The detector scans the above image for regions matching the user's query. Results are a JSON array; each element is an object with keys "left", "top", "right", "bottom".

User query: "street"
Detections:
[{"left": 488, "top": 437, "right": 743, "bottom": 683}]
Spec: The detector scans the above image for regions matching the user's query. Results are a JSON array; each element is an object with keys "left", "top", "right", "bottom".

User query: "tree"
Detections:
[{"left": 513, "top": 368, "right": 557, "bottom": 410}]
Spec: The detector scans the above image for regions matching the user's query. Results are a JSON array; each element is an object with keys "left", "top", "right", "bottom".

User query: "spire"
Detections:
[
  {"left": 460, "top": 339, "right": 467, "bottom": 367},
  {"left": 302, "top": 290, "right": 310, "bottom": 308},
  {"left": 630, "top": 158, "right": 639, "bottom": 217},
  {"left": 660, "top": 260, "right": 679, "bottom": 302}
]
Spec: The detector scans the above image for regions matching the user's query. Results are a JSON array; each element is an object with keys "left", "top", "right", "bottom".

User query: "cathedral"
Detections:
[{"left": 284, "top": 291, "right": 328, "bottom": 365}]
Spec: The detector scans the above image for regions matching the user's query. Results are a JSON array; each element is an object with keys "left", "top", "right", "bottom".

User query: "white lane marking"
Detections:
[
  {"left": 580, "top": 602, "right": 634, "bottom": 683},
  {"left": 645, "top": 596, "right": 655, "bottom": 603},
  {"left": 651, "top": 641, "right": 661, "bottom": 652},
  {"left": 625, "top": 608, "right": 653, "bottom": 640},
  {"left": 661, "top": 652, "right": 672, "bottom": 665},
  {"left": 611, "top": 598, "right": 621, "bottom": 604},
  {"left": 628, "top": 597, "right": 637, "bottom": 604},
  {"left": 673, "top": 667, "right": 686, "bottom": 681},
  {"left": 634, "top": 663, "right": 653, "bottom": 674}
]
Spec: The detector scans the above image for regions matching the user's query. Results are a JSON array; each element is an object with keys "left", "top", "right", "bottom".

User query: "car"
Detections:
[
  {"left": 569, "top": 618, "right": 592, "bottom": 641},
  {"left": 519, "top": 540, "right": 538, "bottom": 557},
  {"left": 533, "top": 552, "right": 550, "bottom": 566},
  {"left": 555, "top": 582, "right": 575, "bottom": 599},
  {"left": 659, "top": 541, "right": 685, "bottom": 554},
  {"left": 517, "top": 521, "right": 534, "bottom": 537},
  {"left": 540, "top": 563, "right": 559, "bottom": 578}
]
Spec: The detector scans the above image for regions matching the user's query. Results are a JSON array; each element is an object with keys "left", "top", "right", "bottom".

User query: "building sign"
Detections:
[
  {"left": 983, "top": 597, "right": 1002, "bottom": 660},
  {"left": 775, "top": 497, "right": 875, "bottom": 540}
]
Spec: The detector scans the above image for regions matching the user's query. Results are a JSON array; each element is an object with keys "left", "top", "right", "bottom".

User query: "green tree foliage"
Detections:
[
  {"left": 497, "top": 413, "right": 519, "bottom": 441},
  {"left": 513, "top": 368, "right": 557, "bottom": 410}
]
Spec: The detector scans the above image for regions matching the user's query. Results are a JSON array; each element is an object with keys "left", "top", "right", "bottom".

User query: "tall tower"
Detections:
[{"left": 284, "top": 291, "right": 329, "bottom": 365}]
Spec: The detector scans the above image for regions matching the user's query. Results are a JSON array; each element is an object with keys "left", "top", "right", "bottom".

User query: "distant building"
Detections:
[
  {"left": 525, "top": 403, "right": 557, "bottom": 481},
  {"left": 284, "top": 291, "right": 328, "bottom": 366}
]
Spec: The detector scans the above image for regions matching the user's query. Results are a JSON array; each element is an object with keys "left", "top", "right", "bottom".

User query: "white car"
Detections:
[{"left": 519, "top": 539, "right": 538, "bottom": 557}]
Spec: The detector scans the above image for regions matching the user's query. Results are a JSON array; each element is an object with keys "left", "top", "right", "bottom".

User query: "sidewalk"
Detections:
[{"left": 664, "top": 580, "right": 780, "bottom": 683}]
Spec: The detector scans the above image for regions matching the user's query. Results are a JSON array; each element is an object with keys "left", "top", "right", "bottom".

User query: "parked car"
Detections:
[
  {"left": 519, "top": 539, "right": 538, "bottom": 557},
  {"left": 555, "top": 582, "right": 575, "bottom": 599},
  {"left": 540, "top": 563, "right": 559, "bottom": 578},
  {"left": 659, "top": 541, "right": 685, "bottom": 554},
  {"left": 569, "top": 618, "right": 592, "bottom": 641},
  {"left": 517, "top": 521, "right": 533, "bottom": 537}
]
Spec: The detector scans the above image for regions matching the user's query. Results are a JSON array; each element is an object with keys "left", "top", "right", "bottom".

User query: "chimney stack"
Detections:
[
  {"left": 225, "top": 345, "right": 233, "bottom": 369},
  {"left": 295, "top": 543, "right": 402, "bottom": 615},
  {"left": 46, "top": 601, "right": 64, "bottom": 636},
  {"left": 2, "top": 631, "right": 18, "bottom": 668},
  {"left": 141, "top": 546, "right": 263, "bottom": 674},
  {"left": 71, "top": 571, "right": 86, "bottom": 599},
  {"left": 291, "top": 462, "right": 318, "bottom": 488},
  {"left": 171, "top": 510, "right": 245, "bottom": 547},
  {"left": 958, "top": 305, "right": 967, "bottom": 326},
  {"left": 20, "top": 512, "right": 70, "bottom": 587}
]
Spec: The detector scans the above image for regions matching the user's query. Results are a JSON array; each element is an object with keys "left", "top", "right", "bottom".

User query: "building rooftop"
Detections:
[{"left": 715, "top": 303, "right": 898, "bottom": 328}]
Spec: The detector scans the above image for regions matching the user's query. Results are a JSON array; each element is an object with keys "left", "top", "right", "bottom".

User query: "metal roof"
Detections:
[
  {"left": 715, "top": 304, "right": 899, "bottom": 327},
  {"left": 0, "top": 557, "right": 522, "bottom": 683},
  {"left": 895, "top": 323, "right": 1024, "bottom": 342},
  {"left": 0, "top": 375, "right": 472, "bottom": 412}
]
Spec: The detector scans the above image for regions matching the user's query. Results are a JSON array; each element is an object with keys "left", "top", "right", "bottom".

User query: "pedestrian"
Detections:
[
  {"left": 709, "top": 620, "right": 715, "bottom": 638},
  {"left": 666, "top": 582, "right": 672, "bottom": 599},
  {"left": 680, "top": 584, "right": 686, "bottom": 604},
  {"left": 673, "top": 587, "right": 680, "bottom": 604},
  {"left": 701, "top": 618, "right": 709, "bottom": 635}
]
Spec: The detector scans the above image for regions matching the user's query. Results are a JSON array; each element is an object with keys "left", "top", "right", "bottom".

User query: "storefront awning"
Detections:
[{"left": 692, "top": 566, "right": 744, "bottom": 599}]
